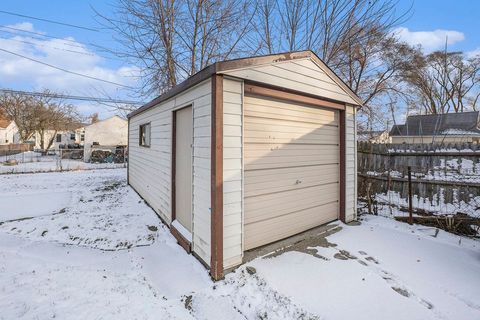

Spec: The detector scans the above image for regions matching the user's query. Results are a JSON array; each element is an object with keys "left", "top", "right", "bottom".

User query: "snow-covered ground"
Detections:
[
  {"left": 1, "top": 169, "right": 479, "bottom": 319},
  {"left": 0, "top": 151, "right": 125, "bottom": 174}
]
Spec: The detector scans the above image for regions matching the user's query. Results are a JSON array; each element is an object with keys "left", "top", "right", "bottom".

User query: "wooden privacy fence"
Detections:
[
  {"left": 357, "top": 142, "right": 480, "bottom": 221},
  {"left": 0, "top": 143, "right": 33, "bottom": 156}
]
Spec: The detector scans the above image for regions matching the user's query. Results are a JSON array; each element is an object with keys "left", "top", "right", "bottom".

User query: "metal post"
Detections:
[{"left": 407, "top": 166, "right": 413, "bottom": 225}]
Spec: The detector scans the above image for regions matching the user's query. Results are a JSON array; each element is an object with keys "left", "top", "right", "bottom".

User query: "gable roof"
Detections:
[
  {"left": 85, "top": 115, "right": 127, "bottom": 127},
  {"left": 390, "top": 111, "right": 480, "bottom": 136},
  {"left": 128, "top": 50, "right": 363, "bottom": 118},
  {"left": 0, "top": 118, "right": 12, "bottom": 129}
]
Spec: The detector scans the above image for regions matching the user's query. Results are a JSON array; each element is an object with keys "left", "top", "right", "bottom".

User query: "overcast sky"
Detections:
[{"left": 0, "top": 0, "right": 479, "bottom": 119}]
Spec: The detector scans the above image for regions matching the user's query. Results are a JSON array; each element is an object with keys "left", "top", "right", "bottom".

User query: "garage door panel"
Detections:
[
  {"left": 244, "top": 145, "right": 339, "bottom": 159},
  {"left": 244, "top": 110, "right": 336, "bottom": 126},
  {"left": 245, "top": 153, "right": 339, "bottom": 171},
  {"left": 244, "top": 163, "right": 338, "bottom": 184},
  {"left": 244, "top": 173, "right": 339, "bottom": 198},
  {"left": 244, "top": 134, "right": 339, "bottom": 145},
  {"left": 244, "top": 93, "right": 340, "bottom": 250},
  {"left": 245, "top": 123, "right": 339, "bottom": 138},
  {"left": 244, "top": 130, "right": 339, "bottom": 142},
  {"left": 246, "top": 95, "right": 339, "bottom": 119},
  {"left": 244, "top": 201, "right": 338, "bottom": 250},
  {"left": 245, "top": 116, "right": 338, "bottom": 131},
  {"left": 246, "top": 142, "right": 338, "bottom": 151},
  {"left": 245, "top": 184, "right": 339, "bottom": 223}
]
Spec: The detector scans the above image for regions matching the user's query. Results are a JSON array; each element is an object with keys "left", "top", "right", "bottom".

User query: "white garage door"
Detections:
[{"left": 244, "top": 94, "right": 340, "bottom": 250}]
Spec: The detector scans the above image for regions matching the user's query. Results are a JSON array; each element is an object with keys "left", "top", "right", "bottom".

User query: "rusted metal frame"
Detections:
[
  {"left": 210, "top": 74, "right": 224, "bottom": 280},
  {"left": 407, "top": 166, "right": 413, "bottom": 225},
  {"left": 244, "top": 82, "right": 345, "bottom": 111}
]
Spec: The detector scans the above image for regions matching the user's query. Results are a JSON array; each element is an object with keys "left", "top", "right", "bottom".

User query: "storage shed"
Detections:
[{"left": 127, "top": 51, "right": 361, "bottom": 280}]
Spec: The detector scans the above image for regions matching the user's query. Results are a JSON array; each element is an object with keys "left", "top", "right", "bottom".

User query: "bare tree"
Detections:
[
  {"left": 0, "top": 92, "right": 37, "bottom": 142},
  {"left": 35, "top": 100, "right": 82, "bottom": 150},
  {"left": 96, "top": 0, "right": 414, "bottom": 130},
  {"left": 251, "top": 0, "right": 413, "bottom": 130},
  {"left": 0, "top": 91, "right": 82, "bottom": 148},
  {"left": 95, "top": 0, "right": 257, "bottom": 96},
  {"left": 90, "top": 113, "right": 100, "bottom": 124},
  {"left": 403, "top": 51, "right": 480, "bottom": 114}
]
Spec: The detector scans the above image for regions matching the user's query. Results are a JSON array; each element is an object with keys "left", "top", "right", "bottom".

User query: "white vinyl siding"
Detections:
[
  {"left": 222, "top": 77, "right": 243, "bottom": 269},
  {"left": 345, "top": 105, "right": 357, "bottom": 222},
  {"left": 222, "top": 58, "right": 357, "bottom": 105},
  {"left": 128, "top": 79, "right": 212, "bottom": 266}
]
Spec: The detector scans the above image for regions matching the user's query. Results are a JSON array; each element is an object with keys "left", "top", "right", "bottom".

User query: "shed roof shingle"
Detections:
[{"left": 389, "top": 112, "right": 480, "bottom": 136}]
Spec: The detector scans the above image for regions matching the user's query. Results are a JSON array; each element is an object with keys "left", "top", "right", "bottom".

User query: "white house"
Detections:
[
  {"left": 358, "top": 130, "right": 391, "bottom": 143},
  {"left": 32, "top": 129, "right": 82, "bottom": 150},
  {"left": 83, "top": 116, "right": 128, "bottom": 162},
  {"left": 75, "top": 127, "right": 85, "bottom": 146},
  {"left": 127, "top": 51, "right": 361, "bottom": 280},
  {"left": 0, "top": 119, "right": 20, "bottom": 145}
]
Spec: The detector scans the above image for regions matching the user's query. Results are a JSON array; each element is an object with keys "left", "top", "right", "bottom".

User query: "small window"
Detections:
[
  {"left": 56, "top": 134, "right": 62, "bottom": 142},
  {"left": 81, "top": 134, "right": 85, "bottom": 142},
  {"left": 139, "top": 123, "right": 151, "bottom": 147},
  {"left": 70, "top": 133, "right": 75, "bottom": 140}
]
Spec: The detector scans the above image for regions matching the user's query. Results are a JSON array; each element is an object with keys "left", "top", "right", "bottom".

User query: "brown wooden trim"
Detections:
[
  {"left": 339, "top": 108, "right": 346, "bottom": 222},
  {"left": 138, "top": 122, "right": 152, "bottom": 148},
  {"left": 171, "top": 111, "right": 177, "bottom": 222},
  {"left": 171, "top": 104, "right": 193, "bottom": 224},
  {"left": 210, "top": 74, "right": 224, "bottom": 280},
  {"left": 170, "top": 224, "right": 192, "bottom": 253},
  {"left": 127, "top": 117, "right": 130, "bottom": 185},
  {"left": 244, "top": 82, "right": 345, "bottom": 111},
  {"left": 128, "top": 64, "right": 216, "bottom": 118}
]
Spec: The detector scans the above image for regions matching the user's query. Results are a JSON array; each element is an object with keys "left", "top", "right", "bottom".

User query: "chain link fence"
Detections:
[
  {"left": 357, "top": 142, "right": 480, "bottom": 237},
  {"left": 0, "top": 146, "right": 127, "bottom": 174}
]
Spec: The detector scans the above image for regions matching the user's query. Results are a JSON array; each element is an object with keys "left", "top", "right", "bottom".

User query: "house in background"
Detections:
[
  {"left": 75, "top": 127, "right": 85, "bottom": 146},
  {"left": 31, "top": 123, "right": 85, "bottom": 150},
  {"left": 83, "top": 115, "right": 128, "bottom": 162},
  {"left": 0, "top": 118, "right": 20, "bottom": 145},
  {"left": 127, "top": 51, "right": 361, "bottom": 279},
  {"left": 390, "top": 111, "right": 480, "bottom": 144},
  {"left": 358, "top": 130, "right": 391, "bottom": 143}
]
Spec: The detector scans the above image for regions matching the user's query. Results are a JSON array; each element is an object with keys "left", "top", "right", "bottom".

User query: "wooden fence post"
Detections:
[{"left": 407, "top": 166, "right": 413, "bottom": 225}]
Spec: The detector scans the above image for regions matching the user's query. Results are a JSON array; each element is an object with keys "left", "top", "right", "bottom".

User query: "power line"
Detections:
[
  {"left": 0, "top": 10, "right": 98, "bottom": 32},
  {"left": 0, "top": 25, "right": 84, "bottom": 46},
  {"left": 0, "top": 28, "right": 128, "bottom": 63},
  {"left": 0, "top": 48, "right": 133, "bottom": 88},
  {"left": 0, "top": 35, "right": 97, "bottom": 57},
  {"left": 0, "top": 89, "right": 144, "bottom": 105}
]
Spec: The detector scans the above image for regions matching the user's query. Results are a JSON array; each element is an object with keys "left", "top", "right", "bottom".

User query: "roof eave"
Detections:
[{"left": 128, "top": 50, "right": 363, "bottom": 118}]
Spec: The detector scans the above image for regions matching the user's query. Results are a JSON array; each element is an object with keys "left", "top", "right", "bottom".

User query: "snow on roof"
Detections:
[{"left": 441, "top": 128, "right": 480, "bottom": 136}]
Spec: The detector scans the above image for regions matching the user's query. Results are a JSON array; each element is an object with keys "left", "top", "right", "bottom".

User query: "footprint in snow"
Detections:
[
  {"left": 365, "top": 256, "right": 380, "bottom": 264},
  {"left": 380, "top": 270, "right": 434, "bottom": 310}
]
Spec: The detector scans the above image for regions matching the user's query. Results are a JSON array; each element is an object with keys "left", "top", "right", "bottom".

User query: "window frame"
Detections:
[
  {"left": 56, "top": 133, "right": 62, "bottom": 143},
  {"left": 139, "top": 122, "right": 151, "bottom": 147}
]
